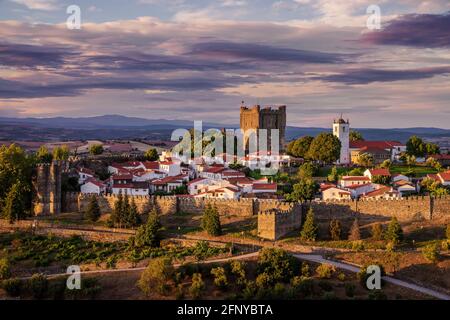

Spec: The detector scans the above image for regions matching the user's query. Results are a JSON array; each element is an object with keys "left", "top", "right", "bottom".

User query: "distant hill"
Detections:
[{"left": 0, "top": 115, "right": 449, "bottom": 143}]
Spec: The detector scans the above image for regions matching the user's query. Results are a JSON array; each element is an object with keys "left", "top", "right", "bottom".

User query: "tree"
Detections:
[
  {"left": 348, "top": 168, "right": 364, "bottom": 176},
  {"left": 355, "top": 153, "right": 373, "bottom": 167},
  {"left": 111, "top": 192, "right": 124, "bottom": 226},
  {"left": 201, "top": 204, "right": 222, "bottom": 236},
  {"left": 287, "top": 136, "right": 314, "bottom": 158},
  {"left": 349, "top": 130, "right": 364, "bottom": 142},
  {"left": 286, "top": 179, "right": 318, "bottom": 202},
  {"left": 52, "top": 145, "right": 70, "bottom": 161},
  {"left": 89, "top": 144, "right": 104, "bottom": 155},
  {"left": 327, "top": 166, "right": 339, "bottom": 183},
  {"left": 190, "top": 273, "right": 205, "bottom": 299},
  {"left": 145, "top": 148, "right": 159, "bottom": 161},
  {"left": 406, "top": 136, "right": 426, "bottom": 157},
  {"left": 371, "top": 223, "right": 383, "bottom": 241},
  {"left": 297, "top": 162, "right": 318, "bottom": 180},
  {"left": 127, "top": 198, "right": 140, "bottom": 228},
  {"left": 348, "top": 219, "right": 361, "bottom": 241},
  {"left": 1, "top": 181, "right": 28, "bottom": 223},
  {"left": 257, "top": 248, "right": 297, "bottom": 283},
  {"left": 372, "top": 175, "right": 390, "bottom": 185},
  {"left": 137, "top": 257, "right": 174, "bottom": 296},
  {"left": 329, "top": 219, "right": 342, "bottom": 241},
  {"left": 36, "top": 146, "right": 53, "bottom": 163},
  {"left": 210, "top": 267, "right": 228, "bottom": 289},
  {"left": 384, "top": 217, "right": 403, "bottom": 244},
  {"left": 405, "top": 154, "right": 417, "bottom": 167},
  {"left": 85, "top": 195, "right": 101, "bottom": 222},
  {"left": 0, "top": 258, "right": 11, "bottom": 280},
  {"left": 307, "top": 133, "right": 341, "bottom": 163},
  {"left": 134, "top": 208, "right": 162, "bottom": 248},
  {"left": 380, "top": 159, "right": 392, "bottom": 169},
  {"left": 300, "top": 208, "right": 318, "bottom": 241},
  {"left": 425, "top": 143, "right": 440, "bottom": 156}
]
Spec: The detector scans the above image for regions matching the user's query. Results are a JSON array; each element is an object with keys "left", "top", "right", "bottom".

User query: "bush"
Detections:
[
  {"left": 137, "top": 257, "right": 174, "bottom": 296},
  {"left": 384, "top": 217, "right": 403, "bottom": 244},
  {"left": 292, "top": 277, "right": 314, "bottom": 297},
  {"left": 29, "top": 273, "right": 48, "bottom": 299},
  {"left": 257, "top": 248, "right": 298, "bottom": 284},
  {"left": 85, "top": 195, "right": 101, "bottom": 222},
  {"left": 190, "top": 273, "right": 204, "bottom": 299},
  {"left": 300, "top": 208, "right": 318, "bottom": 241},
  {"left": 348, "top": 219, "right": 361, "bottom": 241},
  {"left": 255, "top": 272, "right": 272, "bottom": 289},
  {"left": 210, "top": 267, "right": 228, "bottom": 290},
  {"left": 315, "top": 264, "right": 335, "bottom": 279},
  {"left": 201, "top": 204, "right": 222, "bottom": 236},
  {"left": 301, "top": 261, "right": 310, "bottom": 277},
  {"left": 371, "top": 223, "right": 383, "bottom": 241},
  {"left": 422, "top": 243, "right": 440, "bottom": 263},
  {"left": 273, "top": 283, "right": 285, "bottom": 299},
  {"left": 329, "top": 219, "right": 342, "bottom": 241},
  {"left": 242, "top": 281, "right": 257, "bottom": 300},
  {"left": 352, "top": 240, "right": 365, "bottom": 251},
  {"left": 1, "top": 278, "right": 23, "bottom": 297},
  {"left": 229, "top": 260, "right": 246, "bottom": 286},
  {"left": 344, "top": 283, "right": 355, "bottom": 297},
  {"left": 442, "top": 240, "right": 449, "bottom": 251},
  {"left": 337, "top": 272, "right": 346, "bottom": 281},
  {"left": 0, "top": 258, "right": 11, "bottom": 280}
]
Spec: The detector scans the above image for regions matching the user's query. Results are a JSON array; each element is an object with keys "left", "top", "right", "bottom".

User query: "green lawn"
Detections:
[{"left": 389, "top": 165, "right": 437, "bottom": 177}]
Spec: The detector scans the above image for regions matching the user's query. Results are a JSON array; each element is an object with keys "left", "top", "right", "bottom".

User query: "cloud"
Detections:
[
  {"left": 189, "top": 41, "right": 350, "bottom": 64},
  {"left": 318, "top": 66, "right": 450, "bottom": 84},
  {"left": 0, "top": 43, "right": 70, "bottom": 68},
  {"left": 10, "top": 0, "right": 59, "bottom": 11},
  {"left": 361, "top": 12, "right": 450, "bottom": 47}
]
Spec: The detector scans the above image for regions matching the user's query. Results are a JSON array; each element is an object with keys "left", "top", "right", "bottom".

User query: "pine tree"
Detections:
[
  {"left": 201, "top": 204, "right": 222, "bottom": 236},
  {"left": 371, "top": 223, "right": 383, "bottom": 241},
  {"left": 127, "top": 198, "right": 140, "bottom": 228},
  {"left": 300, "top": 208, "right": 318, "bottom": 241},
  {"left": 121, "top": 192, "right": 130, "bottom": 227},
  {"left": 111, "top": 192, "right": 123, "bottom": 226},
  {"left": 85, "top": 195, "right": 101, "bottom": 222},
  {"left": 135, "top": 208, "right": 162, "bottom": 247},
  {"left": 348, "top": 219, "right": 361, "bottom": 241},
  {"left": 1, "top": 182, "right": 27, "bottom": 224},
  {"left": 384, "top": 217, "right": 403, "bottom": 244},
  {"left": 329, "top": 219, "right": 341, "bottom": 241}
]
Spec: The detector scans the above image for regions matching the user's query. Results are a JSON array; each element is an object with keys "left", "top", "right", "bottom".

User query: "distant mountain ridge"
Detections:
[{"left": 0, "top": 115, "right": 449, "bottom": 143}]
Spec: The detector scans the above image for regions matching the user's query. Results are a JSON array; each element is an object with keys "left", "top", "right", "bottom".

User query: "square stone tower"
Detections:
[
  {"left": 333, "top": 117, "right": 350, "bottom": 165},
  {"left": 240, "top": 103, "right": 286, "bottom": 153}
]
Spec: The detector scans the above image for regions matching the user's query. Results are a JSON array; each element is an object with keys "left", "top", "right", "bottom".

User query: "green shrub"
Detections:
[
  {"left": 29, "top": 273, "right": 48, "bottom": 299},
  {"left": 441, "top": 240, "right": 449, "bottom": 251},
  {"left": 301, "top": 261, "right": 310, "bottom": 277},
  {"left": 352, "top": 240, "right": 365, "bottom": 251},
  {"left": 315, "top": 264, "right": 335, "bottom": 279},
  {"left": 85, "top": 195, "right": 101, "bottom": 222},
  {"left": 0, "top": 258, "right": 11, "bottom": 280},
  {"left": 337, "top": 272, "right": 346, "bottom": 281},
  {"left": 1, "top": 278, "right": 23, "bottom": 297},
  {"left": 201, "top": 204, "right": 222, "bottom": 236},
  {"left": 210, "top": 267, "right": 228, "bottom": 290},
  {"left": 384, "top": 217, "right": 403, "bottom": 244},
  {"left": 257, "top": 248, "right": 298, "bottom": 284},
  {"left": 291, "top": 277, "right": 314, "bottom": 297},
  {"left": 242, "top": 281, "right": 257, "bottom": 300},
  {"left": 190, "top": 273, "right": 204, "bottom": 299},
  {"left": 273, "top": 283, "right": 285, "bottom": 299},
  {"left": 229, "top": 260, "right": 246, "bottom": 286},
  {"left": 255, "top": 272, "right": 271, "bottom": 289},
  {"left": 137, "top": 257, "right": 174, "bottom": 296},
  {"left": 134, "top": 209, "right": 162, "bottom": 248},
  {"left": 422, "top": 243, "right": 440, "bottom": 263},
  {"left": 371, "top": 223, "right": 383, "bottom": 241},
  {"left": 344, "top": 283, "right": 355, "bottom": 297}
]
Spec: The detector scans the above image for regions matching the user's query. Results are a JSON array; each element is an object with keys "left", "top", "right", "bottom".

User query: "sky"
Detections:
[{"left": 0, "top": 0, "right": 449, "bottom": 128}]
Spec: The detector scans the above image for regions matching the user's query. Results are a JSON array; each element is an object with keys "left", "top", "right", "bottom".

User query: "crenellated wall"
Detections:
[{"left": 258, "top": 204, "right": 302, "bottom": 240}]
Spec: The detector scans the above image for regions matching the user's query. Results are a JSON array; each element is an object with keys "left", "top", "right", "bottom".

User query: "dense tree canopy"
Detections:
[
  {"left": 406, "top": 136, "right": 425, "bottom": 157},
  {"left": 286, "top": 179, "right": 318, "bottom": 202},
  {"left": 145, "top": 148, "right": 159, "bottom": 161},
  {"left": 89, "top": 144, "right": 104, "bottom": 155},
  {"left": 287, "top": 136, "right": 314, "bottom": 158},
  {"left": 307, "top": 133, "right": 341, "bottom": 163},
  {"left": 349, "top": 130, "right": 364, "bottom": 142}
]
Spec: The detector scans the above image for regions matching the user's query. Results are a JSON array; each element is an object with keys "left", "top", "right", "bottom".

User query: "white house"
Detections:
[
  {"left": 322, "top": 187, "right": 352, "bottom": 201},
  {"left": 252, "top": 183, "right": 278, "bottom": 194},
  {"left": 392, "top": 174, "right": 410, "bottom": 183},
  {"left": 363, "top": 186, "right": 401, "bottom": 200},
  {"left": 187, "top": 177, "right": 210, "bottom": 195},
  {"left": 194, "top": 186, "right": 240, "bottom": 199},
  {"left": 112, "top": 182, "right": 149, "bottom": 196},
  {"left": 151, "top": 175, "right": 186, "bottom": 193},
  {"left": 339, "top": 176, "right": 371, "bottom": 188},
  {"left": 159, "top": 161, "right": 181, "bottom": 177},
  {"left": 80, "top": 178, "right": 106, "bottom": 195},
  {"left": 346, "top": 183, "right": 376, "bottom": 198},
  {"left": 76, "top": 167, "right": 95, "bottom": 185},
  {"left": 394, "top": 180, "right": 417, "bottom": 195},
  {"left": 364, "top": 168, "right": 391, "bottom": 181}
]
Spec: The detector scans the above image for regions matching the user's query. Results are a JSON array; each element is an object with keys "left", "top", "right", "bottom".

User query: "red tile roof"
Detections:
[
  {"left": 368, "top": 168, "right": 391, "bottom": 176},
  {"left": 253, "top": 183, "right": 277, "bottom": 190},
  {"left": 439, "top": 171, "right": 450, "bottom": 181},
  {"left": 363, "top": 186, "right": 398, "bottom": 198},
  {"left": 142, "top": 161, "right": 159, "bottom": 170},
  {"left": 187, "top": 178, "right": 208, "bottom": 185},
  {"left": 84, "top": 178, "right": 105, "bottom": 188},
  {"left": 350, "top": 141, "right": 404, "bottom": 149},
  {"left": 346, "top": 183, "right": 372, "bottom": 190},
  {"left": 112, "top": 173, "right": 133, "bottom": 180},
  {"left": 341, "top": 176, "right": 370, "bottom": 181}
]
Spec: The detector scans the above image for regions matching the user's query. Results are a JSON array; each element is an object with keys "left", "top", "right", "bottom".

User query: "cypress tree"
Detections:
[
  {"left": 385, "top": 217, "right": 403, "bottom": 244},
  {"left": 135, "top": 208, "right": 162, "bottom": 247},
  {"left": 2, "top": 182, "right": 26, "bottom": 224},
  {"left": 127, "top": 198, "right": 140, "bottom": 228},
  {"left": 85, "top": 195, "right": 101, "bottom": 222},
  {"left": 329, "top": 219, "right": 342, "bottom": 241},
  {"left": 111, "top": 192, "right": 123, "bottom": 226},
  {"left": 300, "top": 208, "right": 318, "bottom": 241},
  {"left": 348, "top": 219, "right": 361, "bottom": 241},
  {"left": 201, "top": 204, "right": 222, "bottom": 236}
]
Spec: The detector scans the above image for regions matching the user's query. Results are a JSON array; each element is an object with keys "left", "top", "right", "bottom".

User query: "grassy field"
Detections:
[{"left": 317, "top": 165, "right": 437, "bottom": 178}]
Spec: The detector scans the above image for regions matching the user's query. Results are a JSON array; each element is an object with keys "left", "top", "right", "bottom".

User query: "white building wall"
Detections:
[{"left": 333, "top": 120, "right": 350, "bottom": 165}]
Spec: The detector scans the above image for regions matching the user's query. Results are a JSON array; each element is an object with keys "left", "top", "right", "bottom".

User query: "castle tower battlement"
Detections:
[{"left": 33, "top": 161, "right": 62, "bottom": 216}]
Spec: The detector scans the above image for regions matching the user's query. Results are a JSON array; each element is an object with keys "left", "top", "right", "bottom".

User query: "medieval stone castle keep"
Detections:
[{"left": 240, "top": 104, "right": 286, "bottom": 153}]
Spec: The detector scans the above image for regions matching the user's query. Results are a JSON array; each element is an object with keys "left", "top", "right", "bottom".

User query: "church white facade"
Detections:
[{"left": 333, "top": 118, "right": 350, "bottom": 165}]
